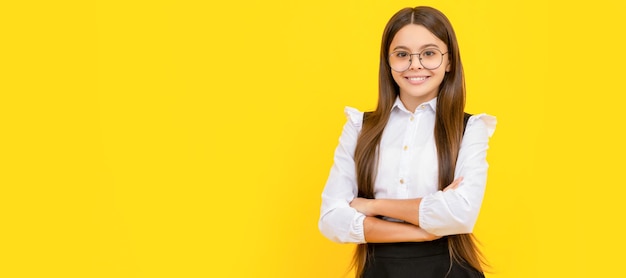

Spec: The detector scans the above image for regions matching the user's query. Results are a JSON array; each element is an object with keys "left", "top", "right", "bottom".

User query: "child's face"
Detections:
[{"left": 389, "top": 24, "right": 450, "bottom": 105}]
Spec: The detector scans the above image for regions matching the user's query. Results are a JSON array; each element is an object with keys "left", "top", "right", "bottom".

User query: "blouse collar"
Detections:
[{"left": 392, "top": 96, "right": 438, "bottom": 113}]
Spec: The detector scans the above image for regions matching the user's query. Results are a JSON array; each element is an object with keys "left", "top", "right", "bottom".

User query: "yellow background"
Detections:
[{"left": 2, "top": 0, "right": 625, "bottom": 277}]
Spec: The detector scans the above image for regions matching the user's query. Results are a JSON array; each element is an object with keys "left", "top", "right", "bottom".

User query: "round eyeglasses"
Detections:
[{"left": 388, "top": 48, "right": 448, "bottom": 72}]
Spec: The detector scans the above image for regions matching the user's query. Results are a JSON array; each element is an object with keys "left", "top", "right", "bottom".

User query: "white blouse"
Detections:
[{"left": 319, "top": 97, "right": 496, "bottom": 243}]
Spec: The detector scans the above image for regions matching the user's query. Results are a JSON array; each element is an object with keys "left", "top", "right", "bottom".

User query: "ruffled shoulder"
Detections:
[
  {"left": 344, "top": 106, "right": 364, "bottom": 129},
  {"left": 467, "top": 113, "right": 496, "bottom": 137}
]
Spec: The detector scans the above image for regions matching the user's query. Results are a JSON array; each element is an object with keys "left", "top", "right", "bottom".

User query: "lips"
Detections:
[{"left": 404, "top": 75, "right": 430, "bottom": 85}]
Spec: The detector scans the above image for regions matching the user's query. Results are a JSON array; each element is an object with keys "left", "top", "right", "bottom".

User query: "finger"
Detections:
[
  {"left": 452, "top": 177, "right": 463, "bottom": 187},
  {"left": 444, "top": 177, "right": 463, "bottom": 191}
]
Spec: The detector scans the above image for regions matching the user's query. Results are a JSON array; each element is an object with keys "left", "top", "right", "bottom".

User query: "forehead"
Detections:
[{"left": 389, "top": 24, "right": 447, "bottom": 50}]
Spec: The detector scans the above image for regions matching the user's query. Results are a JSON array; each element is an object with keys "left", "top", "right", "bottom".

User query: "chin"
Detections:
[{"left": 402, "top": 90, "right": 437, "bottom": 99}]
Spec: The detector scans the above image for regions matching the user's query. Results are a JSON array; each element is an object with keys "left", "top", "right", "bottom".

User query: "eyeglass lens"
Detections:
[{"left": 388, "top": 49, "right": 444, "bottom": 72}]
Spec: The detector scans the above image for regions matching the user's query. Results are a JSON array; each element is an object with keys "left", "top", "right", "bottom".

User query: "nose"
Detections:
[
  {"left": 409, "top": 61, "right": 422, "bottom": 70},
  {"left": 409, "top": 54, "right": 422, "bottom": 70}
]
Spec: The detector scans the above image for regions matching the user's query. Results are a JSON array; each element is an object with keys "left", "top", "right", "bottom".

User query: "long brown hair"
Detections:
[{"left": 351, "top": 6, "right": 487, "bottom": 277}]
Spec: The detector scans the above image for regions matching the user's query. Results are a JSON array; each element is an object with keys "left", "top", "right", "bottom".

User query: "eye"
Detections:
[
  {"left": 422, "top": 49, "right": 439, "bottom": 57},
  {"left": 393, "top": 51, "right": 410, "bottom": 58}
]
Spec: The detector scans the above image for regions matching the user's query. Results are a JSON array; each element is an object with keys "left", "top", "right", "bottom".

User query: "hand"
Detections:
[
  {"left": 443, "top": 177, "right": 463, "bottom": 192},
  {"left": 350, "top": 197, "right": 377, "bottom": 216},
  {"left": 417, "top": 228, "right": 442, "bottom": 241}
]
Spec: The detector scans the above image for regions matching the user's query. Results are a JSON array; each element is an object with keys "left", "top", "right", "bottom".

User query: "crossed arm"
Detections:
[{"left": 350, "top": 177, "right": 463, "bottom": 243}]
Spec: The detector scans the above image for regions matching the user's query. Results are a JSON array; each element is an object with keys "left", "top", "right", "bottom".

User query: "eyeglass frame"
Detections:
[{"left": 388, "top": 48, "right": 449, "bottom": 72}]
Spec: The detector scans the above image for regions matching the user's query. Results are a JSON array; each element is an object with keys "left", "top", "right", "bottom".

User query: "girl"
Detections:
[{"left": 319, "top": 6, "right": 496, "bottom": 278}]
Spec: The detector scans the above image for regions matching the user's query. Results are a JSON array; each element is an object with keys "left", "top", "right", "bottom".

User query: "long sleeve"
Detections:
[
  {"left": 318, "top": 107, "right": 367, "bottom": 244},
  {"left": 418, "top": 114, "right": 497, "bottom": 236}
]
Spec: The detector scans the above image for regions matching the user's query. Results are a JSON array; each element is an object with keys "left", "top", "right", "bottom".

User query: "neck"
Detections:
[{"left": 399, "top": 95, "right": 435, "bottom": 113}]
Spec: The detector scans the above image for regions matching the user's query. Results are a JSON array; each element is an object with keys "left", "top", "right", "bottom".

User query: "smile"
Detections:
[{"left": 404, "top": 76, "right": 430, "bottom": 85}]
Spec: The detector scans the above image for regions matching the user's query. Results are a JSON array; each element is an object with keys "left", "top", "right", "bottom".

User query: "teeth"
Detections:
[{"left": 408, "top": 77, "right": 427, "bottom": 81}]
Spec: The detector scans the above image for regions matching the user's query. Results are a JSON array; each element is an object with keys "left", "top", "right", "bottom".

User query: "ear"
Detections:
[{"left": 445, "top": 61, "right": 451, "bottom": 72}]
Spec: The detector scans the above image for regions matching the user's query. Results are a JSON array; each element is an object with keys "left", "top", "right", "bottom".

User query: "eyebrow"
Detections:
[{"left": 392, "top": 43, "right": 443, "bottom": 51}]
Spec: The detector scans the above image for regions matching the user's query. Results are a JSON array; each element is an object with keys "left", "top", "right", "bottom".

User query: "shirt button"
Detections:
[
  {"left": 403, "top": 145, "right": 408, "bottom": 151},
  {"left": 420, "top": 105, "right": 426, "bottom": 110},
  {"left": 399, "top": 179, "right": 404, "bottom": 184},
  {"left": 410, "top": 116, "right": 414, "bottom": 121}
]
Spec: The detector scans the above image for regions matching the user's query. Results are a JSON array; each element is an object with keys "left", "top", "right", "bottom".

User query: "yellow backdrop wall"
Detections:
[{"left": 2, "top": 0, "right": 625, "bottom": 277}]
